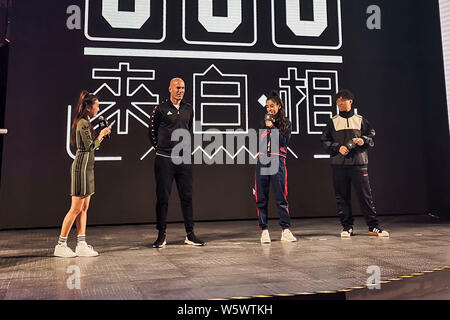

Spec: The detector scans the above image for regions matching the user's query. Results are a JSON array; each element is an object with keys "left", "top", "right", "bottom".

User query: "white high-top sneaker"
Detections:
[
  {"left": 281, "top": 229, "right": 297, "bottom": 242},
  {"left": 75, "top": 241, "right": 99, "bottom": 257},
  {"left": 54, "top": 243, "right": 77, "bottom": 258},
  {"left": 260, "top": 230, "right": 271, "bottom": 244}
]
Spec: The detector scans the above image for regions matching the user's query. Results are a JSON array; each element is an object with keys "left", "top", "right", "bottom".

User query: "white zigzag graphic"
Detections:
[
  {"left": 140, "top": 146, "right": 299, "bottom": 161},
  {"left": 192, "top": 145, "right": 259, "bottom": 160},
  {"left": 191, "top": 146, "right": 299, "bottom": 160}
]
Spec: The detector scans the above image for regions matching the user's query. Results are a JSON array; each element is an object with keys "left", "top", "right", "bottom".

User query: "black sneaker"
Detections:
[
  {"left": 153, "top": 232, "right": 166, "bottom": 248},
  {"left": 184, "top": 232, "right": 205, "bottom": 246},
  {"left": 340, "top": 226, "right": 354, "bottom": 238},
  {"left": 368, "top": 227, "right": 389, "bottom": 237}
]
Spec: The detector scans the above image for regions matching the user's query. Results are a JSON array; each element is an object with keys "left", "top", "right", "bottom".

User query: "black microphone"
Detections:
[
  {"left": 263, "top": 113, "right": 273, "bottom": 153},
  {"left": 264, "top": 112, "right": 274, "bottom": 123},
  {"left": 98, "top": 116, "right": 110, "bottom": 139}
]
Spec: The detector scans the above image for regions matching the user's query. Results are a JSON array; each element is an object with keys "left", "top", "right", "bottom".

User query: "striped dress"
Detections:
[{"left": 70, "top": 118, "right": 101, "bottom": 197}]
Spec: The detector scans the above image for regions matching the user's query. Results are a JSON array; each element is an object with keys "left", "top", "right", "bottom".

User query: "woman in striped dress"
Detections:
[{"left": 54, "top": 91, "right": 111, "bottom": 258}]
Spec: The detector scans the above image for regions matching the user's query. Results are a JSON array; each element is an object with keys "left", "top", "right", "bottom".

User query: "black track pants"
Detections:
[
  {"left": 332, "top": 165, "right": 379, "bottom": 229},
  {"left": 154, "top": 155, "right": 194, "bottom": 233}
]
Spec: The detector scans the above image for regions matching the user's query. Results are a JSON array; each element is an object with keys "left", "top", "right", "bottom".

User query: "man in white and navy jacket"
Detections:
[{"left": 321, "top": 89, "right": 389, "bottom": 238}]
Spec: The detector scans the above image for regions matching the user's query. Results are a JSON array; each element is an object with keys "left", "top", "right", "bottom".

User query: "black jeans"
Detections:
[
  {"left": 332, "top": 165, "right": 379, "bottom": 229},
  {"left": 154, "top": 155, "right": 194, "bottom": 233}
]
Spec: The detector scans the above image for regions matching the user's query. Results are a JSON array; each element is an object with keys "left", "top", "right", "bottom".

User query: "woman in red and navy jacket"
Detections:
[{"left": 255, "top": 91, "right": 297, "bottom": 244}]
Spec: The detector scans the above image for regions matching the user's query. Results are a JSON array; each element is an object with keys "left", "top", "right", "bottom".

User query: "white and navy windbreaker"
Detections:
[{"left": 320, "top": 109, "right": 375, "bottom": 166}]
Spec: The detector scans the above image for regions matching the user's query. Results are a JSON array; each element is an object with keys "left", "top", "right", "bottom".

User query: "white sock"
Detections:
[
  {"left": 77, "top": 235, "right": 86, "bottom": 244},
  {"left": 58, "top": 236, "right": 67, "bottom": 245}
]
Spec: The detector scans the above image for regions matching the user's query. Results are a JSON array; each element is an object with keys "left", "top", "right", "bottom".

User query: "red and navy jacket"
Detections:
[{"left": 258, "top": 120, "right": 292, "bottom": 159}]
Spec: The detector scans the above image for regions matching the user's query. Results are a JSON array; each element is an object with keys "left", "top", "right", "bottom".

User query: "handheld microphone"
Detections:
[
  {"left": 264, "top": 112, "right": 274, "bottom": 123},
  {"left": 264, "top": 113, "right": 273, "bottom": 153},
  {"left": 98, "top": 116, "right": 110, "bottom": 139}
]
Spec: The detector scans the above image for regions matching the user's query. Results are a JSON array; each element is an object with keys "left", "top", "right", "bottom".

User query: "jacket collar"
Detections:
[
  {"left": 338, "top": 109, "right": 355, "bottom": 119},
  {"left": 168, "top": 99, "right": 186, "bottom": 105}
]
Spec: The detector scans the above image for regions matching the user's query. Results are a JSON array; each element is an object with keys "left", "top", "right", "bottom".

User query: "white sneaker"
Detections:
[
  {"left": 54, "top": 243, "right": 76, "bottom": 258},
  {"left": 281, "top": 229, "right": 297, "bottom": 242},
  {"left": 75, "top": 241, "right": 99, "bottom": 257},
  {"left": 341, "top": 227, "right": 354, "bottom": 238},
  {"left": 368, "top": 227, "right": 390, "bottom": 238},
  {"left": 379, "top": 230, "right": 389, "bottom": 237},
  {"left": 260, "top": 230, "right": 271, "bottom": 244}
]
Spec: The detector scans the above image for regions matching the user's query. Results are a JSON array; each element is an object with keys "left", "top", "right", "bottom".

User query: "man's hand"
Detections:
[
  {"left": 339, "top": 146, "right": 349, "bottom": 156},
  {"left": 353, "top": 138, "right": 364, "bottom": 146}
]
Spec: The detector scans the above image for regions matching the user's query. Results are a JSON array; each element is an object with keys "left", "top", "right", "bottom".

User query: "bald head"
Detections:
[
  {"left": 170, "top": 78, "right": 184, "bottom": 86},
  {"left": 169, "top": 78, "right": 185, "bottom": 105}
]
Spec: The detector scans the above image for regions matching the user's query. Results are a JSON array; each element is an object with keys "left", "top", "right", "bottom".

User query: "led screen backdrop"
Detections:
[
  {"left": 439, "top": 0, "right": 450, "bottom": 130},
  {"left": 0, "top": 0, "right": 448, "bottom": 229}
]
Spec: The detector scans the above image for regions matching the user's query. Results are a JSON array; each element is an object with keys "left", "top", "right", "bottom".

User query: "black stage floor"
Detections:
[{"left": 0, "top": 215, "right": 449, "bottom": 300}]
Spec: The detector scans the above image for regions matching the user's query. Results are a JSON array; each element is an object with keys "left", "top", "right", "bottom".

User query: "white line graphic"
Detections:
[
  {"left": 182, "top": 0, "right": 258, "bottom": 47},
  {"left": 66, "top": 105, "right": 122, "bottom": 161},
  {"left": 271, "top": 0, "right": 342, "bottom": 50},
  {"left": 200, "top": 103, "right": 241, "bottom": 126},
  {"left": 140, "top": 147, "right": 155, "bottom": 160},
  {"left": 193, "top": 64, "right": 248, "bottom": 134},
  {"left": 314, "top": 154, "right": 330, "bottom": 159},
  {"left": 84, "top": 0, "right": 167, "bottom": 43},
  {"left": 84, "top": 47, "right": 343, "bottom": 63}
]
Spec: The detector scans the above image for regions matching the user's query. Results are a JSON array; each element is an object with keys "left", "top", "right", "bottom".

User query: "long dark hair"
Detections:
[
  {"left": 267, "top": 90, "right": 289, "bottom": 134},
  {"left": 70, "top": 90, "right": 98, "bottom": 146}
]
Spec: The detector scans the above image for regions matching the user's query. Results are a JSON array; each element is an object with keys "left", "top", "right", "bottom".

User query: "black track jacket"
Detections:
[{"left": 149, "top": 99, "right": 193, "bottom": 157}]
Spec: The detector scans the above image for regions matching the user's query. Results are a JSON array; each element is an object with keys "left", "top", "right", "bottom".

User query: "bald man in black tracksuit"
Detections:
[
  {"left": 321, "top": 89, "right": 389, "bottom": 238},
  {"left": 149, "top": 78, "right": 205, "bottom": 248}
]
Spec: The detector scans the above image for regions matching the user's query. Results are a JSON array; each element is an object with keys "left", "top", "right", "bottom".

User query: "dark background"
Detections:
[{"left": 0, "top": 0, "right": 449, "bottom": 229}]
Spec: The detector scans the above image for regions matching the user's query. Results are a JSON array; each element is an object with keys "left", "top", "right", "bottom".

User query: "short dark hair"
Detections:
[{"left": 334, "top": 89, "right": 354, "bottom": 102}]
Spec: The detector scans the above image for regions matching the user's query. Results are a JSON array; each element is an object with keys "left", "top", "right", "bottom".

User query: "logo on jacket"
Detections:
[{"left": 167, "top": 111, "right": 173, "bottom": 115}]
